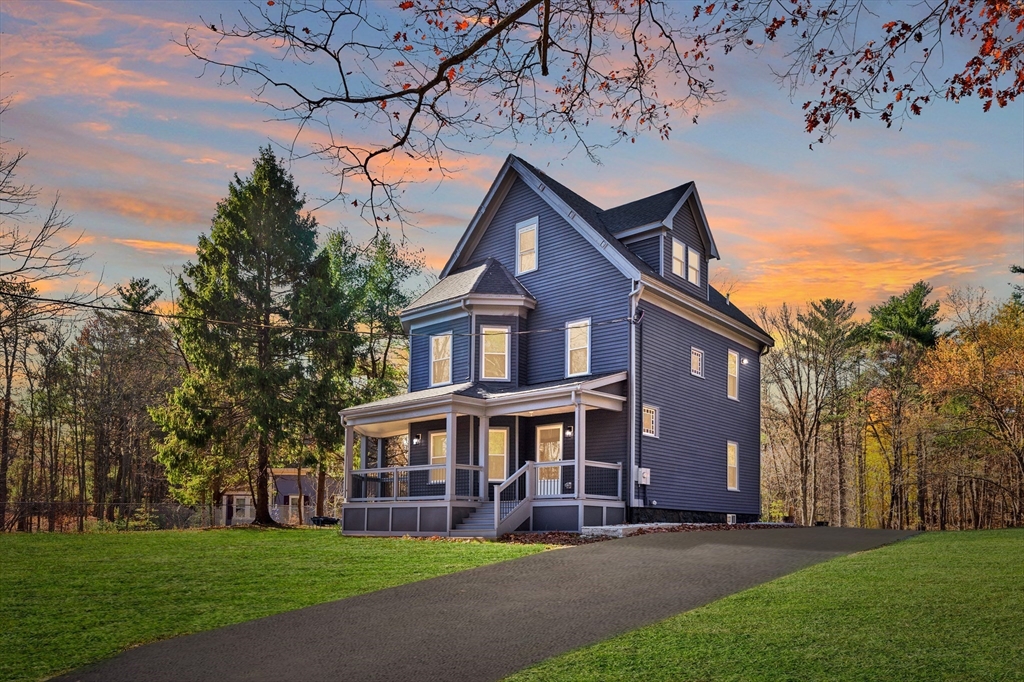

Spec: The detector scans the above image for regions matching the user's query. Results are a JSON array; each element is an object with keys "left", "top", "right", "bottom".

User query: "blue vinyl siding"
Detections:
[
  {"left": 626, "top": 236, "right": 661, "bottom": 273},
  {"left": 634, "top": 302, "right": 760, "bottom": 516},
  {"left": 465, "top": 177, "right": 632, "bottom": 384},
  {"left": 408, "top": 417, "right": 472, "bottom": 466},
  {"left": 475, "top": 315, "right": 521, "bottom": 387},
  {"left": 585, "top": 407, "right": 628, "bottom": 466},
  {"left": 409, "top": 316, "right": 470, "bottom": 392},
  {"left": 663, "top": 198, "right": 709, "bottom": 300}
]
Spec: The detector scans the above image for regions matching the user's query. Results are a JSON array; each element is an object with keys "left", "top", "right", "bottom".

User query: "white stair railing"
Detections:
[{"left": 494, "top": 462, "right": 534, "bottom": 536}]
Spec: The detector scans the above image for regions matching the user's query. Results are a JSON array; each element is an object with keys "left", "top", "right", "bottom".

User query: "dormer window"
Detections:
[
  {"left": 566, "top": 318, "right": 591, "bottom": 377},
  {"left": 430, "top": 333, "right": 452, "bottom": 386},
  {"left": 687, "top": 246, "right": 700, "bottom": 286},
  {"left": 481, "top": 326, "right": 510, "bottom": 381},
  {"left": 517, "top": 218, "right": 538, "bottom": 274},
  {"left": 671, "top": 239, "right": 685, "bottom": 277}
]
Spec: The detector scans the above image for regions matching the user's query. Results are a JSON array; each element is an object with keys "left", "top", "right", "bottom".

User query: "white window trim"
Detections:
[
  {"left": 565, "top": 318, "right": 592, "bottom": 378},
  {"left": 691, "top": 347, "right": 704, "bottom": 378},
  {"left": 480, "top": 325, "right": 510, "bottom": 381},
  {"left": 642, "top": 405, "right": 659, "bottom": 438},
  {"left": 429, "top": 431, "right": 447, "bottom": 483},
  {"left": 727, "top": 349, "right": 739, "bottom": 401},
  {"left": 671, "top": 238, "right": 685, "bottom": 278},
  {"left": 687, "top": 246, "right": 701, "bottom": 286},
  {"left": 487, "top": 427, "right": 509, "bottom": 482},
  {"left": 727, "top": 441, "right": 739, "bottom": 491},
  {"left": 429, "top": 332, "right": 453, "bottom": 387},
  {"left": 516, "top": 218, "right": 538, "bottom": 275}
]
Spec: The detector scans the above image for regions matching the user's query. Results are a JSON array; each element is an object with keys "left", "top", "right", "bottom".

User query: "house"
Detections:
[
  {"left": 218, "top": 468, "right": 343, "bottom": 526},
  {"left": 339, "top": 155, "right": 773, "bottom": 537}
]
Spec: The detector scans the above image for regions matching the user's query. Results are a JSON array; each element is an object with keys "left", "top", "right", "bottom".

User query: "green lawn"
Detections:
[
  {"left": 508, "top": 529, "right": 1024, "bottom": 681},
  {"left": 0, "top": 529, "right": 544, "bottom": 682}
]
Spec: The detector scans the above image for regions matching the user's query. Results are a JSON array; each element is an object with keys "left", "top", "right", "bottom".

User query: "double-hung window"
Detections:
[
  {"left": 727, "top": 441, "right": 739, "bottom": 490},
  {"left": 430, "top": 333, "right": 452, "bottom": 386},
  {"left": 691, "top": 347, "right": 704, "bottom": 378},
  {"left": 727, "top": 350, "right": 739, "bottom": 400},
  {"left": 429, "top": 432, "right": 447, "bottom": 484},
  {"left": 687, "top": 246, "right": 700, "bottom": 285},
  {"left": 481, "top": 326, "right": 510, "bottom": 381},
  {"left": 566, "top": 319, "right": 591, "bottom": 377},
  {"left": 234, "top": 496, "right": 247, "bottom": 517},
  {"left": 517, "top": 218, "right": 538, "bottom": 274},
  {"left": 642, "top": 405, "right": 659, "bottom": 437},
  {"left": 671, "top": 239, "right": 685, "bottom": 277},
  {"left": 488, "top": 428, "right": 508, "bottom": 482}
]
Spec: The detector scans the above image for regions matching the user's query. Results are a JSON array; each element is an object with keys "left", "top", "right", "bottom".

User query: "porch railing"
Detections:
[
  {"left": 584, "top": 461, "right": 623, "bottom": 500},
  {"left": 454, "top": 464, "right": 484, "bottom": 499},
  {"left": 534, "top": 461, "right": 576, "bottom": 498},
  {"left": 349, "top": 464, "right": 484, "bottom": 502},
  {"left": 348, "top": 465, "right": 446, "bottom": 502}
]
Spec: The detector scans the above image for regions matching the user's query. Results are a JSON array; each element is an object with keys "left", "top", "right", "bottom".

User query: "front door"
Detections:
[{"left": 536, "top": 424, "right": 563, "bottom": 496}]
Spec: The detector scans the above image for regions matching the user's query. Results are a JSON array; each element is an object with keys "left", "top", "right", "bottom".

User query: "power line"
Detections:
[{"left": 0, "top": 289, "right": 634, "bottom": 339}]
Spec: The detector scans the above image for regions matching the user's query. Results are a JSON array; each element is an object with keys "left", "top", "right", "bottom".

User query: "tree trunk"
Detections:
[
  {"left": 253, "top": 432, "right": 275, "bottom": 525},
  {"left": 316, "top": 464, "right": 326, "bottom": 517},
  {"left": 916, "top": 432, "right": 927, "bottom": 530},
  {"left": 295, "top": 465, "right": 304, "bottom": 526},
  {"left": 0, "top": 322, "right": 19, "bottom": 530}
]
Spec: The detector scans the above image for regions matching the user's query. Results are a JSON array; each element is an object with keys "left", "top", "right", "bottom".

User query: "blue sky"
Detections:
[{"left": 2, "top": 0, "right": 1021, "bottom": 313}]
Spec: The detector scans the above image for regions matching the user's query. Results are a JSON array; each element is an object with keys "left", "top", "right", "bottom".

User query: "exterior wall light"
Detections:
[
  {"left": 565, "top": 425, "right": 574, "bottom": 437},
  {"left": 412, "top": 434, "right": 422, "bottom": 445}
]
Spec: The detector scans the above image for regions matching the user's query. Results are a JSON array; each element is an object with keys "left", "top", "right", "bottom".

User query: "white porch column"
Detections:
[
  {"left": 575, "top": 400, "right": 586, "bottom": 500},
  {"left": 478, "top": 415, "right": 490, "bottom": 500},
  {"left": 343, "top": 423, "right": 355, "bottom": 502},
  {"left": 445, "top": 411, "right": 457, "bottom": 501}
]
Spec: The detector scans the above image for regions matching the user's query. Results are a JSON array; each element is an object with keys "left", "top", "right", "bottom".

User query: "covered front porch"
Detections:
[{"left": 340, "top": 373, "right": 629, "bottom": 537}]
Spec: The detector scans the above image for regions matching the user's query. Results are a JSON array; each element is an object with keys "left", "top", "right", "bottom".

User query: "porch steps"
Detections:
[{"left": 450, "top": 506, "right": 497, "bottom": 538}]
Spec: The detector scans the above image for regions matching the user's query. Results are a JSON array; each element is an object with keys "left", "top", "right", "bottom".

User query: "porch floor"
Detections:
[{"left": 55, "top": 528, "right": 917, "bottom": 682}]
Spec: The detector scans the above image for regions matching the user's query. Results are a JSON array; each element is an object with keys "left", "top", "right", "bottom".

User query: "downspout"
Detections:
[
  {"left": 628, "top": 280, "right": 645, "bottom": 513},
  {"left": 462, "top": 299, "right": 475, "bottom": 383}
]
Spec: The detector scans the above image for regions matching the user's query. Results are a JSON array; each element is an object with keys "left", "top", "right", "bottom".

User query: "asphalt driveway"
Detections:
[{"left": 56, "top": 527, "right": 916, "bottom": 682}]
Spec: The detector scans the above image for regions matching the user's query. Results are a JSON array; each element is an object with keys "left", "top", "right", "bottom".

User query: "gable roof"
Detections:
[
  {"left": 602, "top": 183, "right": 692, "bottom": 233},
  {"left": 405, "top": 257, "right": 532, "bottom": 314},
  {"left": 439, "top": 154, "right": 765, "bottom": 343}
]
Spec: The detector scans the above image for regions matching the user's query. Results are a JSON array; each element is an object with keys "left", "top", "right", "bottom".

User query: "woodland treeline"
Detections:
[
  {"left": 0, "top": 142, "right": 421, "bottom": 531},
  {"left": 759, "top": 280, "right": 1024, "bottom": 530}
]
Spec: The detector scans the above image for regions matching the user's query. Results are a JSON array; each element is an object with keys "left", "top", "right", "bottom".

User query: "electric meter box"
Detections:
[{"left": 637, "top": 468, "right": 651, "bottom": 485}]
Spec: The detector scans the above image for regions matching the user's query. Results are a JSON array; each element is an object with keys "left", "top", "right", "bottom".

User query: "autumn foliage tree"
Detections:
[
  {"left": 185, "top": 0, "right": 1024, "bottom": 223},
  {"left": 920, "top": 292, "right": 1024, "bottom": 525}
]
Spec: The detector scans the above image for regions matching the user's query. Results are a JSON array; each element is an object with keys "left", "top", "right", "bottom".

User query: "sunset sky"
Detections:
[{"left": 2, "top": 0, "right": 1022, "bottom": 315}]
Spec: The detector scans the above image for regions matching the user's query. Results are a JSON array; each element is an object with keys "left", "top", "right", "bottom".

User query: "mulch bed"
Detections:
[{"left": 499, "top": 523, "right": 788, "bottom": 546}]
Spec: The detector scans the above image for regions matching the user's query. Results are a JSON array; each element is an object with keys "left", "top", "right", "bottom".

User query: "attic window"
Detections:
[
  {"left": 517, "top": 218, "right": 538, "bottom": 275},
  {"left": 671, "top": 239, "right": 685, "bottom": 277},
  {"left": 687, "top": 247, "right": 700, "bottom": 286}
]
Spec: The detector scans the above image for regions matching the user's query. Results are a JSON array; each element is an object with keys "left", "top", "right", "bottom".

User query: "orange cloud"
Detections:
[
  {"left": 68, "top": 191, "right": 211, "bottom": 227},
  {"left": 110, "top": 238, "right": 195, "bottom": 256}
]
